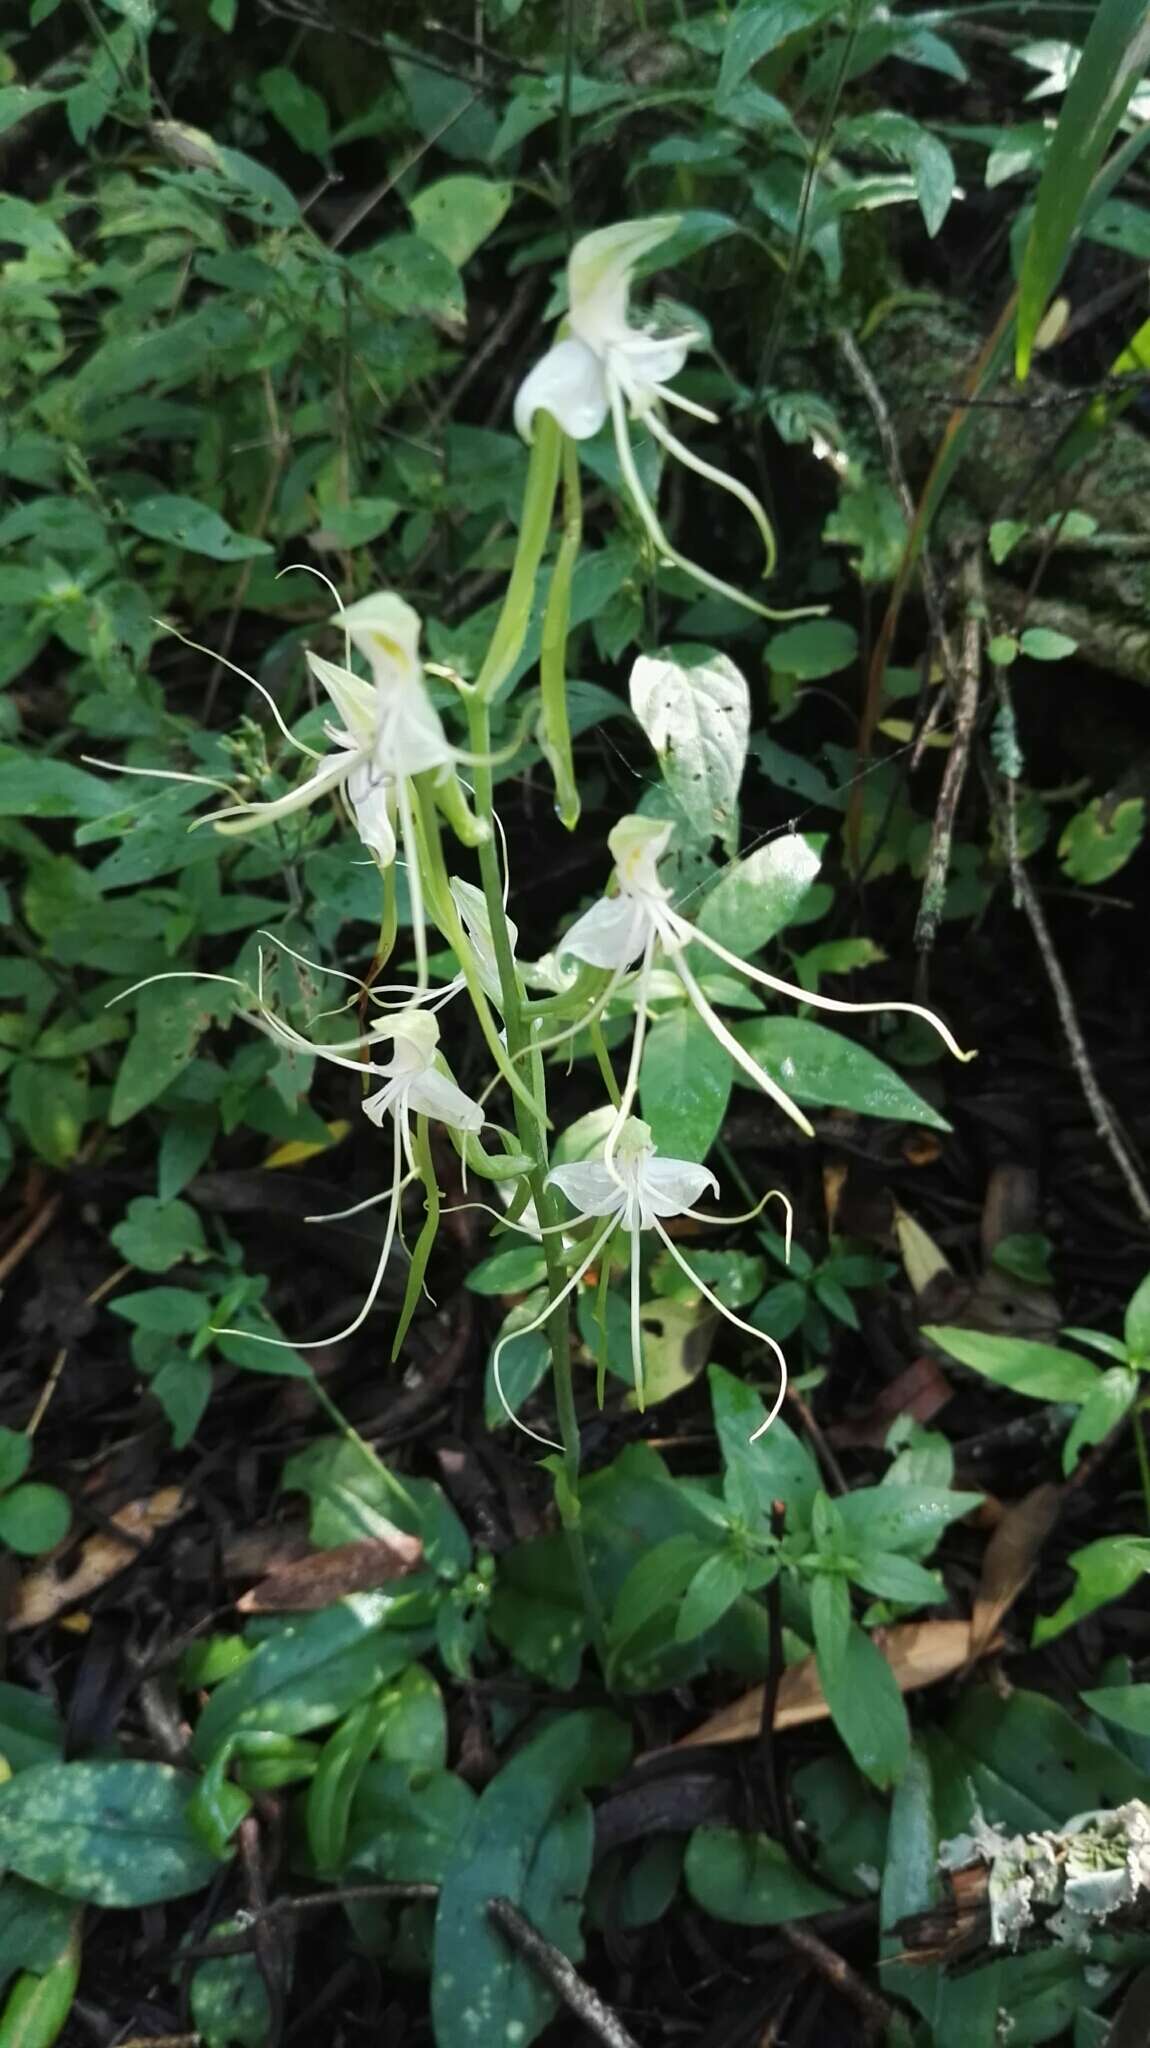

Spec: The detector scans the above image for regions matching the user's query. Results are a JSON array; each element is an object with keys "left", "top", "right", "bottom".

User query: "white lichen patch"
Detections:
[{"left": 939, "top": 1800, "right": 1150, "bottom": 1952}]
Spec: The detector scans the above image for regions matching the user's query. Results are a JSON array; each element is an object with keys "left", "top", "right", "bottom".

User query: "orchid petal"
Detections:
[
  {"left": 306, "top": 651, "right": 378, "bottom": 750},
  {"left": 612, "top": 329, "right": 697, "bottom": 397},
  {"left": 345, "top": 756, "right": 397, "bottom": 865},
  {"left": 639, "top": 1157, "right": 720, "bottom": 1217},
  {"left": 567, "top": 215, "right": 681, "bottom": 344},
  {"left": 204, "top": 752, "right": 352, "bottom": 834},
  {"left": 337, "top": 591, "right": 423, "bottom": 690},
  {"left": 644, "top": 408, "right": 778, "bottom": 577},
  {"left": 546, "top": 1162, "right": 629, "bottom": 1220},
  {"left": 514, "top": 337, "right": 610, "bottom": 444},
  {"left": 560, "top": 893, "right": 652, "bottom": 970},
  {"left": 405, "top": 1067, "right": 485, "bottom": 1134},
  {"left": 387, "top": 691, "right": 455, "bottom": 777}
]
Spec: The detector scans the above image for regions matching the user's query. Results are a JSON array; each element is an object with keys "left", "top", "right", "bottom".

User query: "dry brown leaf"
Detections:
[
  {"left": 968, "top": 1481, "right": 1062, "bottom": 1663},
  {"left": 11, "top": 1488, "right": 188, "bottom": 1630},
  {"left": 673, "top": 1619, "right": 987, "bottom": 1749},
  {"left": 894, "top": 1202, "right": 954, "bottom": 1299},
  {"left": 237, "top": 1532, "right": 423, "bottom": 1612},
  {"left": 829, "top": 1354, "right": 954, "bottom": 1449}
]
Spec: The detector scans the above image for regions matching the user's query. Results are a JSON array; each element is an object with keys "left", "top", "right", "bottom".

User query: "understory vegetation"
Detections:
[{"left": 3, "top": 1, "right": 1150, "bottom": 2043}]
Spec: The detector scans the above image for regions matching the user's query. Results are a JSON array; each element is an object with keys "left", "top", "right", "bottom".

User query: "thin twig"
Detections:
[
  {"left": 989, "top": 778, "right": 1150, "bottom": 1229},
  {"left": 0, "top": 1193, "right": 62, "bottom": 1287},
  {"left": 914, "top": 554, "right": 982, "bottom": 957},
  {"left": 175, "top": 1885, "right": 438, "bottom": 1959},
  {"left": 922, "top": 370, "right": 1150, "bottom": 410},
  {"left": 487, "top": 1898, "right": 642, "bottom": 2048},
  {"left": 778, "top": 1922, "right": 895, "bottom": 2040}
]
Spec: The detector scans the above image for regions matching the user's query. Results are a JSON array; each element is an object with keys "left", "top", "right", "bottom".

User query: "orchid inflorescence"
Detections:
[{"left": 102, "top": 213, "right": 974, "bottom": 1493}]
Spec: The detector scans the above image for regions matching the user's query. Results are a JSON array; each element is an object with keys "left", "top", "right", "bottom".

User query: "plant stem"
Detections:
[
  {"left": 466, "top": 687, "right": 606, "bottom": 1659},
  {"left": 1134, "top": 1402, "right": 1150, "bottom": 1534},
  {"left": 474, "top": 416, "right": 562, "bottom": 706}
]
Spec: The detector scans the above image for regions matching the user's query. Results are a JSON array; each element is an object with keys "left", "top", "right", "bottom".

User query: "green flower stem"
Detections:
[
  {"left": 391, "top": 1114, "right": 440, "bottom": 1361},
  {"left": 474, "top": 415, "right": 562, "bottom": 707},
  {"left": 538, "top": 431, "right": 583, "bottom": 828},
  {"left": 466, "top": 686, "right": 606, "bottom": 1660}
]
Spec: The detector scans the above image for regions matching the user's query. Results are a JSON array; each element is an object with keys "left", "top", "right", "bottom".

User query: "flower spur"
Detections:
[{"left": 515, "top": 216, "right": 821, "bottom": 621}]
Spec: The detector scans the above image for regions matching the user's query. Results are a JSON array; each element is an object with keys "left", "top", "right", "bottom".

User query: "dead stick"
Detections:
[
  {"left": 778, "top": 1922, "right": 894, "bottom": 2040},
  {"left": 487, "top": 1897, "right": 642, "bottom": 2048},
  {"left": 914, "top": 554, "right": 982, "bottom": 956}
]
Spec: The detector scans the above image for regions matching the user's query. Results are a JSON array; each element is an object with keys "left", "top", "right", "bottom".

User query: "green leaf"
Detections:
[
  {"left": 710, "top": 1363, "right": 820, "bottom": 1524},
  {"left": 190, "top": 1596, "right": 425, "bottom": 1760},
  {"left": 1016, "top": 0, "right": 1150, "bottom": 375},
  {"left": 0, "top": 1486, "right": 71, "bottom": 1558},
  {"left": 124, "top": 496, "right": 273, "bottom": 562},
  {"left": 837, "top": 1483, "right": 982, "bottom": 1559},
  {"left": 1033, "top": 1535, "right": 1150, "bottom": 1646},
  {"left": 734, "top": 1018, "right": 949, "bottom": 1129},
  {"left": 8, "top": 1059, "right": 88, "bottom": 1169},
  {"left": 685, "top": 1827, "right": 838, "bottom": 1923},
  {"left": 989, "top": 519, "right": 1028, "bottom": 565},
  {"left": 190, "top": 1923, "right": 271, "bottom": 2048},
  {"left": 1062, "top": 1366, "right": 1139, "bottom": 1473},
  {"left": 110, "top": 1195, "right": 208, "bottom": 1274},
  {"left": 1081, "top": 1684, "right": 1150, "bottom": 1736},
  {"left": 696, "top": 834, "right": 823, "bottom": 954},
  {"left": 817, "top": 1620, "right": 910, "bottom": 1789},
  {"left": 0, "top": 87, "right": 59, "bottom": 137},
  {"left": 465, "top": 1245, "right": 548, "bottom": 1296},
  {"left": 675, "top": 1551, "right": 747, "bottom": 1644},
  {"left": 629, "top": 646, "right": 749, "bottom": 852},
  {"left": 1125, "top": 1270, "right": 1150, "bottom": 1363},
  {"left": 718, "top": 0, "right": 840, "bottom": 99},
  {"left": 110, "top": 983, "right": 231, "bottom": 1126},
  {"left": 0, "top": 753, "right": 114, "bottom": 822},
  {"left": 257, "top": 66, "right": 331, "bottom": 155},
  {"left": 923, "top": 1326, "right": 1101, "bottom": 1402},
  {"left": 346, "top": 1760, "right": 476, "bottom": 1882},
  {"left": 1019, "top": 626, "right": 1077, "bottom": 661},
  {"left": 431, "top": 1711, "right": 630, "bottom": 2048},
  {"left": 766, "top": 617, "right": 858, "bottom": 679},
  {"left": 0, "top": 1762, "right": 223, "bottom": 1904},
  {"left": 110, "top": 1286, "right": 209, "bottom": 1335},
  {"left": 810, "top": 1568, "right": 851, "bottom": 1675},
  {"left": 484, "top": 1294, "right": 551, "bottom": 1428},
  {"left": 409, "top": 175, "right": 513, "bottom": 265},
  {"left": 0, "top": 1880, "right": 76, "bottom": 2008},
  {"left": 1058, "top": 795, "right": 1145, "bottom": 885},
  {"left": 0, "top": 1428, "right": 31, "bottom": 1494},
  {"left": 851, "top": 1550, "right": 944, "bottom": 1605},
  {"left": 0, "top": 1683, "right": 64, "bottom": 1775},
  {"left": 640, "top": 1006, "right": 732, "bottom": 1162},
  {"left": 946, "top": 1683, "right": 1150, "bottom": 1826}
]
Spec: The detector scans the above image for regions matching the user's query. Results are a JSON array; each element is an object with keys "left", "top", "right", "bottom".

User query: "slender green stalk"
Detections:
[
  {"left": 466, "top": 685, "right": 606, "bottom": 1658},
  {"left": 392, "top": 1115, "right": 440, "bottom": 1360},
  {"left": 538, "top": 432, "right": 584, "bottom": 829},
  {"left": 474, "top": 416, "right": 562, "bottom": 706}
]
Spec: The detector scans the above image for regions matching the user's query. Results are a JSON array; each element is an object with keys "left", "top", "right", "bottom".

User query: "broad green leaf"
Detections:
[
  {"left": 609, "top": 1535, "right": 714, "bottom": 1661},
  {"left": 630, "top": 645, "right": 749, "bottom": 850},
  {"left": 709, "top": 1363, "right": 820, "bottom": 1523},
  {"left": 347, "top": 1760, "right": 476, "bottom": 1882},
  {"left": 1019, "top": 626, "right": 1077, "bottom": 661},
  {"left": 410, "top": 175, "right": 513, "bottom": 265},
  {"left": 837, "top": 1483, "right": 982, "bottom": 1559},
  {"left": 835, "top": 112, "right": 956, "bottom": 236},
  {"left": 1058, "top": 796, "right": 1145, "bottom": 885},
  {"left": 149, "top": 1354, "right": 212, "bottom": 1449},
  {"left": 110, "top": 1286, "right": 209, "bottom": 1335},
  {"left": 1081, "top": 1684, "right": 1150, "bottom": 1736},
  {"left": 0, "top": 1879, "right": 76, "bottom": 2004},
  {"left": 0, "top": 1762, "right": 222, "bottom": 1904},
  {"left": 0, "top": 1484, "right": 71, "bottom": 1557},
  {"left": 0, "top": 1683, "right": 64, "bottom": 1774},
  {"left": 8, "top": 1058, "right": 88, "bottom": 1169},
  {"left": 880, "top": 1743, "right": 942, "bottom": 2021},
  {"left": 735, "top": 1018, "right": 949, "bottom": 1129},
  {"left": 653, "top": 1248, "right": 765, "bottom": 1310},
  {"left": 684, "top": 1828, "right": 838, "bottom": 1923},
  {"left": 923, "top": 1326, "right": 1100, "bottom": 1402},
  {"left": 811, "top": 1568, "right": 851, "bottom": 1675},
  {"left": 945, "top": 1684, "right": 1150, "bottom": 1826},
  {"left": 766, "top": 617, "right": 858, "bottom": 678},
  {"left": 1125, "top": 1270, "right": 1150, "bottom": 1362},
  {"left": 352, "top": 233, "right": 465, "bottom": 327},
  {"left": 850, "top": 1551, "right": 944, "bottom": 1605},
  {"left": 718, "top": 0, "right": 840, "bottom": 99},
  {"left": 110, "top": 983, "right": 233, "bottom": 1126},
  {"left": 696, "top": 834, "right": 823, "bottom": 954},
  {"left": 0, "top": 1427, "right": 31, "bottom": 1493},
  {"left": 431, "top": 1711, "right": 630, "bottom": 2048},
  {"left": 640, "top": 1006, "right": 732, "bottom": 1161},
  {"left": 0, "top": 87, "right": 59, "bottom": 136},
  {"left": 675, "top": 1551, "right": 747, "bottom": 1644},
  {"left": 190, "top": 1924, "right": 271, "bottom": 2048},
  {"left": 1061, "top": 1366, "right": 1139, "bottom": 1473},
  {"left": 817, "top": 1620, "right": 910, "bottom": 1789},
  {"left": 1033, "top": 1536, "right": 1150, "bottom": 1646},
  {"left": 124, "top": 495, "right": 273, "bottom": 562},
  {"left": 110, "top": 1195, "right": 208, "bottom": 1274},
  {"left": 257, "top": 66, "right": 331, "bottom": 155},
  {"left": 466, "top": 1245, "right": 548, "bottom": 1296},
  {"left": 484, "top": 1293, "right": 551, "bottom": 1428},
  {"left": 1016, "top": 0, "right": 1150, "bottom": 375},
  {"left": 0, "top": 753, "right": 115, "bottom": 822},
  {"left": 190, "top": 1596, "right": 428, "bottom": 1760}
]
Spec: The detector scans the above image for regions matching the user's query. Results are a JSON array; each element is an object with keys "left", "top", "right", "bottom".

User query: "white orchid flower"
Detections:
[
  {"left": 514, "top": 217, "right": 815, "bottom": 620},
  {"left": 556, "top": 815, "right": 974, "bottom": 1161},
  {"left": 213, "top": 1002, "right": 483, "bottom": 1359},
  {"left": 491, "top": 1117, "right": 790, "bottom": 1451},
  {"left": 450, "top": 876, "right": 518, "bottom": 1009}
]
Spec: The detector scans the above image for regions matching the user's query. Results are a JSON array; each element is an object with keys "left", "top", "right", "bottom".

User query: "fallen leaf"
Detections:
[
  {"left": 828, "top": 1354, "right": 954, "bottom": 1448},
  {"left": 895, "top": 1202, "right": 953, "bottom": 1299},
  {"left": 968, "top": 1481, "right": 1062, "bottom": 1663},
  {"left": 673, "top": 1619, "right": 987, "bottom": 1750},
  {"left": 901, "top": 1131, "right": 942, "bottom": 1166},
  {"left": 236, "top": 1532, "right": 423, "bottom": 1612},
  {"left": 11, "top": 1488, "right": 188, "bottom": 1629}
]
